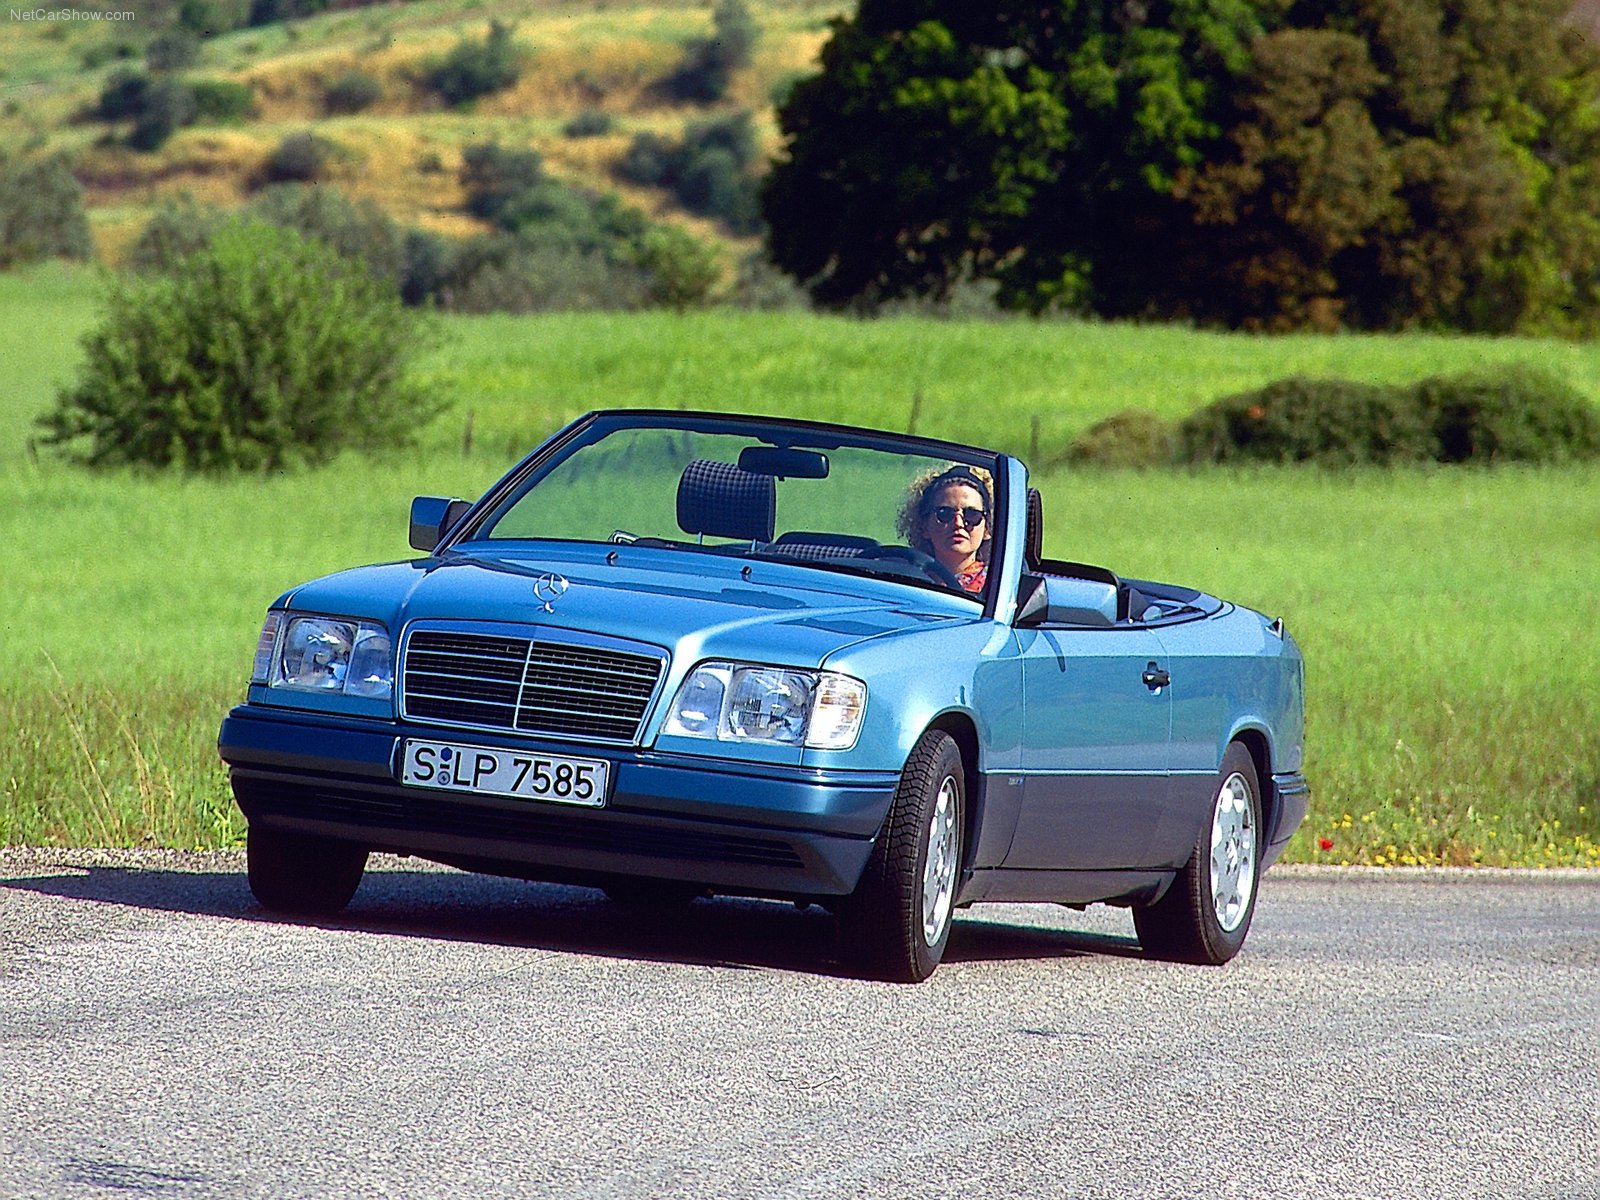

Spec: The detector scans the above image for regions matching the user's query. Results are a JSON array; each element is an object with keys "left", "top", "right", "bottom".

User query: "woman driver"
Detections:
[{"left": 896, "top": 465, "right": 993, "bottom": 594}]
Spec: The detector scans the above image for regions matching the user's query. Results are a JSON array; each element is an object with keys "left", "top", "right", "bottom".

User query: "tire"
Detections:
[
  {"left": 838, "top": 730, "right": 964, "bottom": 983},
  {"left": 1134, "top": 742, "right": 1261, "bottom": 965},
  {"left": 246, "top": 824, "right": 368, "bottom": 917}
]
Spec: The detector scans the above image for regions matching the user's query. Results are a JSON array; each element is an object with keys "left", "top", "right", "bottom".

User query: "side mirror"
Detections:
[
  {"left": 409, "top": 496, "right": 472, "bottom": 552},
  {"left": 1015, "top": 573, "right": 1119, "bottom": 629}
]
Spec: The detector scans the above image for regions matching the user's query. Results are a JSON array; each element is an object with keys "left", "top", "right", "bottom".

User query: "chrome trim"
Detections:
[{"left": 399, "top": 620, "right": 669, "bottom": 747}]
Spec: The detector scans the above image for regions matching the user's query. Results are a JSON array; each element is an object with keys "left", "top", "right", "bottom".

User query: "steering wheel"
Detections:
[{"left": 863, "top": 545, "right": 965, "bottom": 591}]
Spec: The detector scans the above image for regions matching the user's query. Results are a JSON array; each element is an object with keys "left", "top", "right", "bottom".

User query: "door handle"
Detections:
[{"left": 1142, "top": 663, "right": 1170, "bottom": 691}]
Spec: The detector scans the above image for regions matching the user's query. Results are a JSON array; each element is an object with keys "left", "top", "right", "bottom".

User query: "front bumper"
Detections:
[
  {"left": 1265, "top": 771, "right": 1311, "bottom": 866},
  {"left": 219, "top": 705, "right": 898, "bottom": 897}
]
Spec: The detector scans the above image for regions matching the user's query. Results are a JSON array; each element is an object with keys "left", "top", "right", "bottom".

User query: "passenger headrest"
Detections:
[{"left": 676, "top": 458, "right": 776, "bottom": 542}]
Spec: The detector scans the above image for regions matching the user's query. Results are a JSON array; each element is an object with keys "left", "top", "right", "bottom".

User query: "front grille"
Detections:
[{"left": 403, "top": 631, "right": 665, "bottom": 744}]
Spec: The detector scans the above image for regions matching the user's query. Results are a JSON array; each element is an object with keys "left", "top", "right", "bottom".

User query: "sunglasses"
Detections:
[{"left": 930, "top": 505, "right": 986, "bottom": 527}]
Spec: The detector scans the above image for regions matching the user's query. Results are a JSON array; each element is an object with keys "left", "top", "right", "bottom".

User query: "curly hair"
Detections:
[{"left": 896, "top": 463, "right": 995, "bottom": 558}]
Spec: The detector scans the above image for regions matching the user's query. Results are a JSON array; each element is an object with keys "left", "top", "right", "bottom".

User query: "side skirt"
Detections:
[{"left": 957, "top": 866, "right": 1174, "bottom": 909}]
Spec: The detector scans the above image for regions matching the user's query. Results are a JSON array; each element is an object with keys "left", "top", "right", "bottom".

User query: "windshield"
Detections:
[{"left": 472, "top": 415, "right": 1001, "bottom": 601}]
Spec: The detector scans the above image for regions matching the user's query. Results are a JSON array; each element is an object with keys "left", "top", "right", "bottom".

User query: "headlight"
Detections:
[
  {"left": 252, "top": 612, "right": 394, "bottom": 701},
  {"left": 664, "top": 662, "right": 867, "bottom": 750}
]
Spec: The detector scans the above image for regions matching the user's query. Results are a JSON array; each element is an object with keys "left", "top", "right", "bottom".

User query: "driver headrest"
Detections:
[
  {"left": 1025, "top": 487, "right": 1043, "bottom": 568},
  {"left": 676, "top": 458, "right": 776, "bottom": 542}
]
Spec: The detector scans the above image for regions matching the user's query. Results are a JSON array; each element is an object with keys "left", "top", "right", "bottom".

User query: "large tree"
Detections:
[{"left": 763, "top": 0, "right": 1600, "bottom": 332}]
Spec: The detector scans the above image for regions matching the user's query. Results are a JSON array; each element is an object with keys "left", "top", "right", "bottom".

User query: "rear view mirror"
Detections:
[
  {"left": 409, "top": 496, "right": 472, "bottom": 552},
  {"left": 738, "top": 446, "right": 829, "bottom": 479}
]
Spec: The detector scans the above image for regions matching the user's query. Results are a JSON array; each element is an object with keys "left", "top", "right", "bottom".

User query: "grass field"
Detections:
[{"left": 2, "top": 264, "right": 1597, "bottom": 866}]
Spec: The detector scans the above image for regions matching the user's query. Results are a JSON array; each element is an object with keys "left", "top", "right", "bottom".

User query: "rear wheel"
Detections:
[
  {"left": 1134, "top": 742, "right": 1261, "bottom": 965},
  {"left": 246, "top": 824, "right": 367, "bottom": 917},
  {"left": 838, "top": 730, "right": 964, "bottom": 983}
]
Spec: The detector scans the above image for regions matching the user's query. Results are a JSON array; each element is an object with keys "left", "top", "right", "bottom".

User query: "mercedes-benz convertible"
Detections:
[{"left": 219, "top": 409, "right": 1307, "bottom": 981}]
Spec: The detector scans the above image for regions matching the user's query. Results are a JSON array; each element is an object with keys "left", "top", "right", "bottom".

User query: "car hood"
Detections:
[{"left": 279, "top": 542, "right": 976, "bottom": 668}]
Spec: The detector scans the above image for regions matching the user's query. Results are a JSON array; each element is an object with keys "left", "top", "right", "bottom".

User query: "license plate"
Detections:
[{"left": 401, "top": 740, "right": 609, "bottom": 807}]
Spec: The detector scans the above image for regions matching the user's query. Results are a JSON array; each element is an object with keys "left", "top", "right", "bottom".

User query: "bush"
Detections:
[
  {"left": 434, "top": 234, "right": 650, "bottom": 314},
  {"left": 1178, "top": 368, "right": 1600, "bottom": 465},
  {"left": 429, "top": 20, "right": 523, "bottom": 107},
  {"left": 0, "top": 153, "right": 93, "bottom": 269},
  {"left": 97, "top": 69, "right": 150, "bottom": 121},
  {"left": 36, "top": 220, "right": 440, "bottom": 471},
  {"left": 263, "top": 131, "right": 336, "bottom": 183},
  {"left": 1065, "top": 409, "right": 1177, "bottom": 468},
  {"left": 247, "top": 184, "right": 405, "bottom": 283},
  {"left": 127, "top": 197, "right": 223, "bottom": 272},
  {"left": 1420, "top": 367, "right": 1600, "bottom": 464},
  {"left": 145, "top": 30, "right": 201, "bottom": 73},
  {"left": 459, "top": 141, "right": 545, "bottom": 226},
  {"left": 726, "top": 250, "right": 810, "bottom": 310},
  {"left": 618, "top": 112, "right": 763, "bottom": 233},
  {"left": 128, "top": 78, "right": 198, "bottom": 151},
  {"left": 189, "top": 78, "right": 255, "bottom": 122},
  {"left": 629, "top": 225, "right": 721, "bottom": 309},
  {"left": 563, "top": 108, "right": 614, "bottom": 138},
  {"left": 323, "top": 70, "right": 382, "bottom": 115},
  {"left": 666, "top": 0, "right": 757, "bottom": 104}
]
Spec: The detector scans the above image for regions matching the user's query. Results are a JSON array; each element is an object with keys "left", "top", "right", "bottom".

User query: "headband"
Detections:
[{"left": 920, "top": 466, "right": 991, "bottom": 514}]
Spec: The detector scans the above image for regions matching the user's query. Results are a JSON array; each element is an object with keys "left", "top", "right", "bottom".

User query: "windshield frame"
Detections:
[{"left": 443, "top": 409, "right": 1014, "bottom": 614}]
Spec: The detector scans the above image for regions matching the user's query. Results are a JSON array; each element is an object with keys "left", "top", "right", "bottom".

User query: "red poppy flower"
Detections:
[{"left": 1318, "top": 837, "right": 1335, "bottom": 851}]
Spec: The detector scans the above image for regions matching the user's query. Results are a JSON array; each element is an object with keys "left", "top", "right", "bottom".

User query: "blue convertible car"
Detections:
[{"left": 219, "top": 410, "right": 1306, "bottom": 981}]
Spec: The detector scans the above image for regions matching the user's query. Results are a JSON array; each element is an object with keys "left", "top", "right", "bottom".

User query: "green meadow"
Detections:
[{"left": 2, "top": 263, "right": 1596, "bottom": 866}]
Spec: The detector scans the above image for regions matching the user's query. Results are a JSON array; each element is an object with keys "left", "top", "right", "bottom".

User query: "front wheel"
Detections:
[
  {"left": 1134, "top": 742, "right": 1261, "bottom": 965},
  {"left": 838, "top": 730, "right": 964, "bottom": 983},
  {"left": 247, "top": 824, "right": 368, "bottom": 917}
]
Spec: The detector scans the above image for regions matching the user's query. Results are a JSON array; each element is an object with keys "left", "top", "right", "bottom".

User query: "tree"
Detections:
[
  {"left": 37, "top": 221, "right": 440, "bottom": 471},
  {"left": 1177, "top": 1, "right": 1600, "bottom": 332},
  {"left": 763, "top": 0, "right": 1600, "bottom": 332}
]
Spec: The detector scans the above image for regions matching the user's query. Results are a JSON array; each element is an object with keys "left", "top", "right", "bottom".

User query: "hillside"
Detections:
[{"left": 0, "top": 0, "right": 845, "bottom": 264}]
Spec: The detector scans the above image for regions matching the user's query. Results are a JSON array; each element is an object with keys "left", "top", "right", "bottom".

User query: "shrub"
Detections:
[
  {"left": 618, "top": 112, "right": 763, "bottom": 233},
  {"left": 263, "top": 131, "right": 336, "bottom": 183},
  {"left": 247, "top": 184, "right": 405, "bottom": 283},
  {"left": 459, "top": 141, "right": 545, "bottom": 226},
  {"left": 618, "top": 131, "right": 673, "bottom": 187},
  {"left": 178, "top": 0, "right": 252, "bottom": 37},
  {"left": 563, "top": 108, "right": 614, "bottom": 138},
  {"left": 128, "top": 78, "right": 198, "bottom": 151},
  {"left": 429, "top": 20, "right": 523, "bottom": 107},
  {"left": 1178, "top": 368, "right": 1600, "bottom": 466},
  {"left": 97, "top": 69, "right": 150, "bottom": 120},
  {"left": 1420, "top": 367, "right": 1600, "bottom": 464},
  {"left": 666, "top": 0, "right": 757, "bottom": 104},
  {"left": 189, "top": 78, "right": 255, "bottom": 122},
  {"left": 145, "top": 30, "right": 201, "bottom": 72},
  {"left": 0, "top": 153, "right": 93, "bottom": 269},
  {"left": 323, "top": 69, "right": 382, "bottom": 114},
  {"left": 127, "top": 196, "right": 224, "bottom": 272},
  {"left": 36, "top": 220, "right": 440, "bottom": 471},
  {"left": 434, "top": 234, "right": 650, "bottom": 314},
  {"left": 726, "top": 250, "right": 810, "bottom": 310},
  {"left": 1065, "top": 409, "right": 1177, "bottom": 468},
  {"left": 400, "top": 227, "right": 450, "bottom": 307},
  {"left": 630, "top": 225, "right": 721, "bottom": 309}
]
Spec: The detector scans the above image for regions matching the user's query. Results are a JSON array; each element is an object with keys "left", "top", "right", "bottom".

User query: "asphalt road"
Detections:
[{"left": 1, "top": 850, "right": 1595, "bottom": 1200}]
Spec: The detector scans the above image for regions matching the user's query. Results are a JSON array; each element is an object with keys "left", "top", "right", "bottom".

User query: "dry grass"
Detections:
[{"left": 1, "top": 0, "right": 844, "bottom": 255}]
